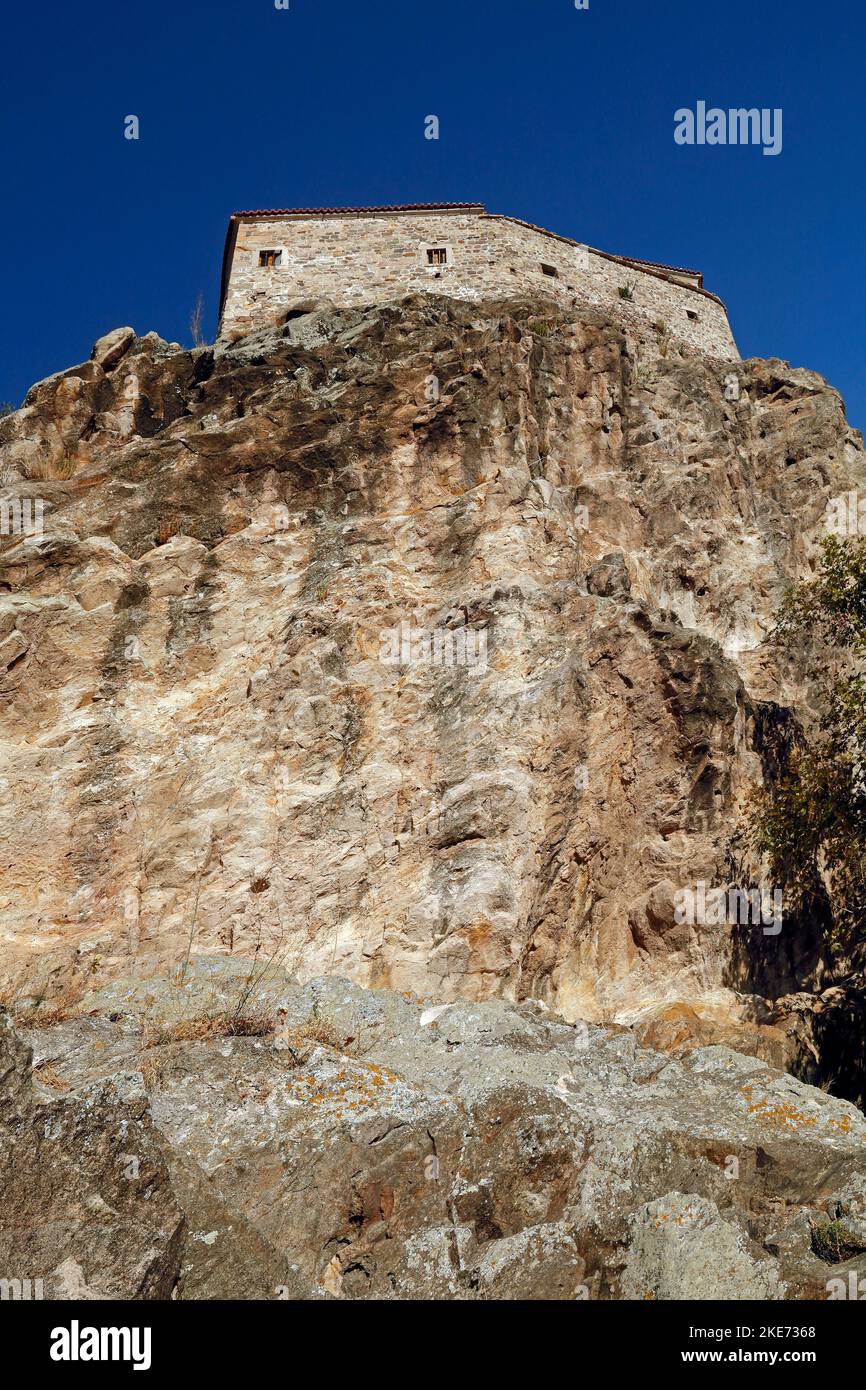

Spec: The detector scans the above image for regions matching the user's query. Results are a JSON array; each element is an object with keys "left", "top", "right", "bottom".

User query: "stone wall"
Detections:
[{"left": 218, "top": 209, "right": 739, "bottom": 359}]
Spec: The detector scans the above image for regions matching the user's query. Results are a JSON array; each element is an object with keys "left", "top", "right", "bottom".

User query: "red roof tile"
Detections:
[{"left": 232, "top": 202, "right": 486, "bottom": 218}]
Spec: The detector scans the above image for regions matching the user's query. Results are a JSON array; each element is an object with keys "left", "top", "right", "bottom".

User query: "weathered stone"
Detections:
[
  {"left": 7, "top": 968, "right": 866, "bottom": 1301},
  {"left": 0, "top": 1013, "right": 184, "bottom": 1300},
  {"left": 621, "top": 1193, "right": 786, "bottom": 1301},
  {"left": 91, "top": 326, "right": 136, "bottom": 372},
  {"left": 1, "top": 288, "right": 866, "bottom": 1301},
  {"left": 586, "top": 550, "right": 631, "bottom": 599},
  {"left": 1, "top": 296, "right": 865, "bottom": 1103}
]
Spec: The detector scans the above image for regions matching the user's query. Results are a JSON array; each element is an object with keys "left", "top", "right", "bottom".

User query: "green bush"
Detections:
[{"left": 751, "top": 536, "right": 866, "bottom": 957}]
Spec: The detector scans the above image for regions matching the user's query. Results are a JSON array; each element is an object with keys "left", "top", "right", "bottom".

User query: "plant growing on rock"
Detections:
[
  {"left": 751, "top": 536, "right": 866, "bottom": 958},
  {"left": 810, "top": 1218, "right": 865, "bottom": 1264},
  {"left": 143, "top": 1008, "right": 274, "bottom": 1046}
]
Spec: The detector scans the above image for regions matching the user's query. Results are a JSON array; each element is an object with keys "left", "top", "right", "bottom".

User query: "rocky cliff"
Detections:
[{"left": 1, "top": 295, "right": 865, "bottom": 1298}]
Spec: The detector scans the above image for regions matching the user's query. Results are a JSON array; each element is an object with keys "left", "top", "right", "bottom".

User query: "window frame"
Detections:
[{"left": 420, "top": 243, "right": 453, "bottom": 271}]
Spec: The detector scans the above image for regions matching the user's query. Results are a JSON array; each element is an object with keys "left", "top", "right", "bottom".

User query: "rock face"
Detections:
[
  {"left": 1, "top": 296, "right": 864, "bottom": 1075},
  {"left": 2, "top": 293, "right": 865, "bottom": 1298},
  {"left": 3, "top": 963, "right": 865, "bottom": 1300},
  {"left": 0, "top": 1012, "right": 183, "bottom": 1299}
]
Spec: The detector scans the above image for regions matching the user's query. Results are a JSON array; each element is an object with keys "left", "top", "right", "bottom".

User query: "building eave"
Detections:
[{"left": 231, "top": 201, "right": 487, "bottom": 219}]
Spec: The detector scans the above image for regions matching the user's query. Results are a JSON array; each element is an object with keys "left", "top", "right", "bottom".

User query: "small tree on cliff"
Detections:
[{"left": 752, "top": 535, "right": 866, "bottom": 958}]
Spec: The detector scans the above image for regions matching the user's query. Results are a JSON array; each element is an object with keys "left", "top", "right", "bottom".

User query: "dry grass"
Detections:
[
  {"left": 157, "top": 515, "right": 182, "bottom": 545},
  {"left": 22, "top": 450, "right": 82, "bottom": 482},
  {"left": 55, "top": 452, "right": 80, "bottom": 479},
  {"left": 2, "top": 987, "right": 86, "bottom": 1028},
  {"left": 274, "top": 1015, "right": 354, "bottom": 1064},
  {"left": 138, "top": 1050, "right": 169, "bottom": 1092},
  {"left": 33, "top": 1061, "right": 70, "bottom": 1092},
  {"left": 134, "top": 1012, "right": 354, "bottom": 1090},
  {"left": 135, "top": 1006, "right": 275, "bottom": 1091},
  {"left": 22, "top": 1001, "right": 83, "bottom": 1027},
  {"left": 142, "top": 1006, "right": 275, "bottom": 1049}
]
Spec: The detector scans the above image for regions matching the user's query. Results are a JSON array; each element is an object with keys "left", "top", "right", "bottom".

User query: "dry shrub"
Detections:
[{"left": 189, "top": 292, "right": 206, "bottom": 349}]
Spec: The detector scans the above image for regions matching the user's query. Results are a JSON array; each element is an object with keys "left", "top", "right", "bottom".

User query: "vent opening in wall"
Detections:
[
  {"left": 258, "top": 249, "right": 283, "bottom": 268},
  {"left": 686, "top": 309, "right": 699, "bottom": 321},
  {"left": 540, "top": 263, "right": 559, "bottom": 278},
  {"left": 426, "top": 247, "right": 448, "bottom": 266}
]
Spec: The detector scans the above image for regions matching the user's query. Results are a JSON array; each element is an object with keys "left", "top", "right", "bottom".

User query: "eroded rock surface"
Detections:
[
  {"left": 0, "top": 1013, "right": 183, "bottom": 1299},
  {"left": 2, "top": 296, "right": 866, "bottom": 1302},
  {"left": 4, "top": 965, "right": 865, "bottom": 1300},
  {"left": 1, "top": 296, "right": 864, "bottom": 1089}
]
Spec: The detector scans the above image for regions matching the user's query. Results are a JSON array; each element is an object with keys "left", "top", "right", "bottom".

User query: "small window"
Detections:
[
  {"left": 540, "top": 263, "right": 559, "bottom": 278},
  {"left": 686, "top": 309, "right": 699, "bottom": 321},
  {"left": 258, "top": 249, "right": 282, "bottom": 268},
  {"left": 426, "top": 247, "right": 448, "bottom": 266}
]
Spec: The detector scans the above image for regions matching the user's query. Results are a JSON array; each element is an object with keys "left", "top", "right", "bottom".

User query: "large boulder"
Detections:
[
  {"left": 0, "top": 1012, "right": 184, "bottom": 1299},
  {"left": 8, "top": 965, "right": 866, "bottom": 1300}
]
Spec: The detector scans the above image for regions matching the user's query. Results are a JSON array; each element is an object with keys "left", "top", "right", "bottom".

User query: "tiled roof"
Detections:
[
  {"left": 487, "top": 215, "right": 704, "bottom": 285},
  {"left": 231, "top": 202, "right": 486, "bottom": 218},
  {"left": 616, "top": 253, "right": 703, "bottom": 278}
]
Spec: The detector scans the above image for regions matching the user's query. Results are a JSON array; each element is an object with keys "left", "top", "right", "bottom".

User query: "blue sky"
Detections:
[{"left": 2, "top": 0, "right": 865, "bottom": 427}]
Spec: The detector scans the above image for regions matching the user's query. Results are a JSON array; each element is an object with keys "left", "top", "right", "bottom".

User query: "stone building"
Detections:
[{"left": 218, "top": 201, "right": 738, "bottom": 358}]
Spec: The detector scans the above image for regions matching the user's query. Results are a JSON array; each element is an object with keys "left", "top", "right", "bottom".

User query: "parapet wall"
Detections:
[{"left": 219, "top": 208, "right": 738, "bottom": 359}]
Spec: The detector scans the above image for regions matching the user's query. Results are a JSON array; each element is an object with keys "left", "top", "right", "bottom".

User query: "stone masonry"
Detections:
[{"left": 218, "top": 202, "right": 739, "bottom": 358}]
